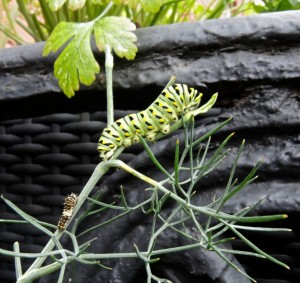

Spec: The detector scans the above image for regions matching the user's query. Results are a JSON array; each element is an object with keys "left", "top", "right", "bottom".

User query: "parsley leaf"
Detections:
[
  {"left": 43, "top": 22, "right": 100, "bottom": 98},
  {"left": 43, "top": 17, "right": 137, "bottom": 97},
  {"left": 94, "top": 17, "right": 137, "bottom": 60}
]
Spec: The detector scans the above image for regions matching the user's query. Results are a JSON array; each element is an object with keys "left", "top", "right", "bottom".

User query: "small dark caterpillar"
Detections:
[
  {"left": 98, "top": 84, "right": 202, "bottom": 160},
  {"left": 57, "top": 193, "right": 78, "bottom": 230}
]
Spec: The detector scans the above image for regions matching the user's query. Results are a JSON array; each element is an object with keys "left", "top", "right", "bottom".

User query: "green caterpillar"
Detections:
[{"left": 98, "top": 84, "right": 203, "bottom": 160}]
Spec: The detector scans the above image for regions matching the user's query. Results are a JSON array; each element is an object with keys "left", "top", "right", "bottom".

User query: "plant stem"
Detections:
[
  {"left": 105, "top": 44, "right": 114, "bottom": 126},
  {"left": 2, "top": 0, "right": 17, "bottom": 34},
  {"left": 108, "top": 159, "right": 287, "bottom": 223},
  {"left": 0, "top": 24, "right": 25, "bottom": 45},
  {"left": 16, "top": 0, "right": 40, "bottom": 41},
  {"left": 25, "top": 162, "right": 111, "bottom": 273},
  {"left": 39, "top": 0, "right": 57, "bottom": 32},
  {"left": 94, "top": 1, "right": 114, "bottom": 21},
  {"left": 31, "top": 14, "right": 47, "bottom": 41},
  {"left": 13, "top": 242, "right": 22, "bottom": 279}
]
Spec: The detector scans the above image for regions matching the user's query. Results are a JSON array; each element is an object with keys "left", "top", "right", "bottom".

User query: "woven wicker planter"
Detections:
[{"left": 0, "top": 11, "right": 300, "bottom": 283}]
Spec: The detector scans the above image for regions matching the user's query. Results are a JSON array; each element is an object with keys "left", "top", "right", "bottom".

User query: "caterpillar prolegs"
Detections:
[{"left": 98, "top": 84, "right": 203, "bottom": 161}]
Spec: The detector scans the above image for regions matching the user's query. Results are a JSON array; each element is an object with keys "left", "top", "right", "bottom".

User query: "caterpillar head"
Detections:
[{"left": 186, "top": 92, "right": 203, "bottom": 112}]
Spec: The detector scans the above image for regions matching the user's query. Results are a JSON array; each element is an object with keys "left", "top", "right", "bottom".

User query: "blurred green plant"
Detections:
[
  {"left": 253, "top": 0, "right": 300, "bottom": 12},
  {"left": 2, "top": 0, "right": 300, "bottom": 48}
]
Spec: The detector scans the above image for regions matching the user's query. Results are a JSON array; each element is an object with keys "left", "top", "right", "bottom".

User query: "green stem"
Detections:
[
  {"left": 18, "top": 262, "right": 62, "bottom": 283},
  {"left": 94, "top": 1, "right": 114, "bottom": 22},
  {"left": 25, "top": 162, "right": 111, "bottom": 273},
  {"left": 16, "top": 0, "right": 40, "bottom": 41},
  {"left": 16, "top": 19, "right": 36, "bottom": 38},
  {"left": 0, "top": 24, "right": 25, "bottom": 45},
  {"left": 13, "top": 242, "right": 22, "bottom": 279},
  {"left": 2, "top": 0, "right": 17, "bottom": 33},
  {"left": 80, "top": 242, "right": 206, "bottom": 260},
  {"left": 220, "top": 219, "right": 290, "bottom": 269},
  {"left": 62, "top": 3, "right": 71, "bottom": 22},
  {"left": 197, "top": 0, "right": 218, "bottom": 20},
  {"left": 39, "top": 0, "right": 57, "bottom": 32},
  {"left": 108, "top": 160, "right": 287, "bottom": 223},
  {"left": 31, "top": 13, "right": 47, "bottom": 41},
  {"left": 85, "top": 0, "right": 93, "bottom": 20},
  {"left": 105, "top": 44, "right": 114, "bottom": 126}
]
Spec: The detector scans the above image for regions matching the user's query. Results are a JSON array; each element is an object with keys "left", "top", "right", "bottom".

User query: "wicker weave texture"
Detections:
[{"left": 0, "top": 110, "right": 140, "bottom": 282}]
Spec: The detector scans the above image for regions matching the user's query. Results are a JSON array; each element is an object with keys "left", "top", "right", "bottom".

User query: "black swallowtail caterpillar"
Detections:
[
  {"left": 57, "top": 193, "right": 78, "bottom": 230},
  {"left": 98, "top": 84, "right": 202, "bottom": 161}
]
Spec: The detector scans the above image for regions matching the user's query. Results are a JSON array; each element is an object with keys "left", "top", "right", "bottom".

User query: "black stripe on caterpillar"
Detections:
[{"left": 98, "top": 84, "right": 202, "bottom": 161}]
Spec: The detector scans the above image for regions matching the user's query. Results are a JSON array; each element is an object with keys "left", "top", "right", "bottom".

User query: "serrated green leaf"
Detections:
[
  {"left": 43, "top": 22, "right": 80, "bottom": 56},
  {"left": 46, "top": 0, "right": 67, "bottom": 11},
  {"left": 68, "top": 0, "right": 86, "bottom": 10},
  {"left": 43, "top": 21, "right": 100, "bottom": 98},
  {"left": 94, "top": 17, "right": 137, "bottom": 60}
]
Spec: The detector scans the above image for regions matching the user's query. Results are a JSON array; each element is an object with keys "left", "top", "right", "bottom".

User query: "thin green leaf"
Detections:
[
  {"left": 95, "top": 260, "right": 113, "bottom": 270},
  {"left": 174, "top": 139, "right": 180, "bottom": 185},
  {"left": 77, "top": 210, "right": 131, "bottom": 237},
  {"left": 219, "top": 248, "right": 266, "bottom": 258},
  {"left": 1, "top": 195, "right": 53, "bottom": 237},
  {"left": 216, "top": 139, "right": 245, "bottom": 213},
  {"left": 192, "top": 117, "right": 233, "bottom": 147},
  {"left": 210, "top": 243, "right": 256, "bottom": 282},
  {"left": 232, "top": 225, "right": 292, "bottom": 232},
  {"left": 0, "top": 247, "right": 71, "bottom": 258},
  {"left": 0, "top": 219, "right": 60, "bottom": 238},
  {"left": 211, "top": 209, "right": 288, "bottom": 223},
  {"left": 85, "top": 196, "right": 126, "bottom": 210},
  {"left": 220, "top": 219, "right": 290, "bottom": 270},
  {"left": 79, "top": 238, "right": 98, "bottom": 250},
  {"left": 17, "top": 262, "right": 62, "bottom": 283},
  {"left": 221, "top": 163, "right": 261, "bottom": 205},
  {"left": 139, "top": 135, "right": 174, "bottom": 180},
  {"left": 94, "top": 16, "right": 137, "bottom": 60},
  {"left": 13, "top": 242, "right": 22, "bottom": 279},
  {"left": 57, "top": 262, "right": 66, "bottom": 283},
  {"left": 73, "top": 257, "right": 99, "bottom": 264}
]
